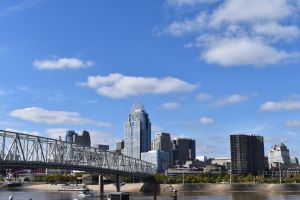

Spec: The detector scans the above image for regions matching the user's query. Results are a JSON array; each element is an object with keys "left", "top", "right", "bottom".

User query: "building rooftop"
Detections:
[{"left": 131, "top": 101, "right": 145, "bottom": 113}]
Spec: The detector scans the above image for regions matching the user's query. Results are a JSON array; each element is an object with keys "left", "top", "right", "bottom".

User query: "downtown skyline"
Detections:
[{"left": 0, "top": 0, "right": 300, "bottom": 158}]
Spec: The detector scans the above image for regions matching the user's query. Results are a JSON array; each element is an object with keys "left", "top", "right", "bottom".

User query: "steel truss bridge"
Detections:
[{"left": 0, "top": 130, "right": 155, "bottom": 178}]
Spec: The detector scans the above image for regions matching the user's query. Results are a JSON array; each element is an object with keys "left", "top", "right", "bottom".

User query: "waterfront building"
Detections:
[
  {"left": 196, "top": 156, "right": 207, "bottom": 162},
  {"left": 211, "top": 157, "right": 231, "bottom": 170},
  {"left": 152, "top": 132, "right": 173, "bottom": 168},
  {"left": 230, "top": 134, "right": 265, "bottom": 175},
  {"left": 124, "top": 102, "right": 151, "bottom": 159},
  {"left": 65, "top": 130, "right": 91, "bottom": 147},
  {"left": 268, "top": 143, "right": 290, "bottom": 170},
  {"left": 94, "top": 144, "right": 109, "bottom": 151},
  {"left": 141, "top": 150, "right": 170, "bottom": 172},
  {"left": 173, "top": 138, "right": 196, "bottom": 166}
]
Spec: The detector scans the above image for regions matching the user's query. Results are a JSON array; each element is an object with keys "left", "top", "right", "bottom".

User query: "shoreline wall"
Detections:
[{"left": 157, "top": 183, "right": 300, "bottom": 193}]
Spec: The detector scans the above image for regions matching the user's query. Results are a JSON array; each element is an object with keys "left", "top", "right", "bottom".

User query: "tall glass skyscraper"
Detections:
[{"left": 124, "top": 102, "right": 151, "bottom": 159}]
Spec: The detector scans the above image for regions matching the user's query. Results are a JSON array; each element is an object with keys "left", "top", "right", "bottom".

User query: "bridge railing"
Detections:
[{"left": 0, "top": 130, "right": 156, "bottom": 176}]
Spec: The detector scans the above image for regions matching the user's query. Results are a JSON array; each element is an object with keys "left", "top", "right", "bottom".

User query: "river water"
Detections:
[{"left": 0, "top": 191, "right": 300, "bottom": 200}]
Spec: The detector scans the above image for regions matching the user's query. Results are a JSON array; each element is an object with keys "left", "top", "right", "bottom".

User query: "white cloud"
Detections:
[
  {"left": 254, "top": 23, "right": 300, "bottom": 41},
  {"left": 163, "top": 13, "right": 207, "bottom": 36},
  {"left": 217, "top": 94, "right": 247, "bottom": 106},
  {"left": 10, "top": 107, "right": 111, "bottom": 127},
  {"left": 260, "top": 100, "right": 300, "bottom": 111},
  {"left": 286, "top": 120, "right": 300, "bottom": 128},
  {"left": 164, "top": 0, "right": 300, "bottom": 67},
  {"left": 167, "top": 0, "right": 217, "bottom": 7},
  {"left": 210, "top": 0, "right": 293, "bottom": 26},
  {"left": 202, "top": 38, "right": 292, "bottom": 66},
  {"left": 161, "top": 102, "right": 180, "bottom": 110},
  {"left": 5, "top": 128, "right": 40, "bottom": 136},
  {"left": 199, "top": 117, "right": 214, "bottom": 125},
  {"left": 81, "top": 73, "right": 197, "bottom": 99},
  {"left": 0, "top": 0, "right": 46, "bottom": 17},
  {"left": 196, "top": 93, "right": 211, "bottom": 102},
  {"left": 33, "top": 57, "right": 94, "bottom": 70},
  {"left": 46, "top": 128, "right": 67, "bottom": 140}
]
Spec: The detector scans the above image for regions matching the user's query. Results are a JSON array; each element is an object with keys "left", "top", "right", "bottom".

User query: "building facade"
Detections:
[
  {"left": 230, "top": 134, "right": 264, "bottom": 175},
  {"left": 65, "top": 130, "right": 91, "bottom": 147},
  {"left": 116, "top": 140, "right": 124, "bottom": 151},
  {"left": 211, "top": 157, "right": 231, "bottom": 170},
  {"left": 268, "top": 143, "right": 290, "bottom": 170},
  {"left": 152, "top": 132, "right": 173, "bottom": 168},
  {"left": 173, "top": 138, "right": 196, "bottom": 166},
  {"left": 141, "top": 150, "right": 169, "bottom": 172},
  {"left": 124, "top": 102, "right": 151, "bottom": 159},
  {"left": 94, "top": 144, "right": 109, "bottom": 151}
]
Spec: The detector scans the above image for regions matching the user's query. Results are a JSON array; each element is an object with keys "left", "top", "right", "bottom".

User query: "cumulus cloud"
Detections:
[
  {"left": 199, "top": 117, "right": 214, "bottom": 125},
  {"left": 260, "top": 100, "right": 300, "bottom": 111},
  {"left": 167, "top": 0, "right": 217, "bottom": 7},
  {"left": 5, "top": 128, "right": 40, "bottom": 136},
  {"left": 209, "top": 0, "right": 293, "bottom": 26},
  {"left": 161, "top": 102, "right": 180, "bottom": 110},
  {"left": 164, "top": 13, "right": 207, "bottom": 36},
  {"left": 33, "top": 57, "right": 94, "bottom": 70},
  {"left": 81, "top": 73, "right": 197, "bottom": 99},
  {"left": 216, "top": 94, "right": 247, "bottom": 106},
  {"left": 254, "top": 23, "right": 300, "bottom": 41},
  {"left": 164, "top": 0, "right": 300, "bottom": 67},
  {"left": 196, "top": 93, "right": 211, "bottom": 102},
  {"left": 10, "top": 107, "right": 111, "bottom": 127},
  {"left": 285, "top": 120, "right": 300, "bottom": 128},
  {"left": 202, "top": 38, "right": 292, "bottom": 66}
]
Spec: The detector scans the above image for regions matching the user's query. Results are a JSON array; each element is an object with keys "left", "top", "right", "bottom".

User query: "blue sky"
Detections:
[{"left": 1, "top": 0, "right": 300, "bottom": 158}]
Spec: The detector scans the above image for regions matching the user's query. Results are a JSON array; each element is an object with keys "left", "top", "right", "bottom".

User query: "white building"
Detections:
[
  {"left": 268, "top": 143, "right": 290, "bottom": 170},
  {"left": 211, "top": 157, "right": 231, "bottom": 170},
  {"left": 141, "top": 150, "right": 169, "bottom": 172},
  {"left": 196, "top": 156, "right": 207, "bottom": 162}
]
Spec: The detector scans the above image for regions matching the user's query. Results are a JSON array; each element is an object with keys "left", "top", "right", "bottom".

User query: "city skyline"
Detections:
[{"left": 1, "top": 0, "right": 300, "bottom": 158}]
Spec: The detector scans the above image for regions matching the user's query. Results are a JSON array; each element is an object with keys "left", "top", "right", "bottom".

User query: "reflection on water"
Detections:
[{"left": 0, "top": 191, "right": 300, "bottom": 200}]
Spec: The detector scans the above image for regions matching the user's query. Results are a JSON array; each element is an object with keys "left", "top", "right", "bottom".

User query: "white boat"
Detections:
[{"left": 77, "top": 191, "right": 92, "bottom": 197}]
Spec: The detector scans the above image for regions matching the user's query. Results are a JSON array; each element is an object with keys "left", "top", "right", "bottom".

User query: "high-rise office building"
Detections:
[
  {"left": 152, "top": 132, "right": 173, "bottom": 168},
  {"left": 268, "top": 143, "right": 290, "bottom": 170},
  {"left": 173, "top": 138, "right": 196, "bottom": 166},
  {"left": 116, "top": 140, "right": 125, "bottom": 151},
  {"left": 230, "top": 134, "right": 264, "bottom": 175},
  {"left": 65, "top": 130, "right": 91, "bottom": 147},
  {"left": 141, "top": 150, "right": 170, "bottom": 172},
  {"left": 66, "top": 130, "right": 76, "bottom": 143},
  {"left": 124, "top": 102, "right": 151, "bottom": 159}
]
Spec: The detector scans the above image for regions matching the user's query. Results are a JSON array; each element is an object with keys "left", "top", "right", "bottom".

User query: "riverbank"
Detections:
[
  {"left": 3, "top": 183, "right": 300, "bottom": 193},
  {"left": 160, "top": 183, "right": 300, "bottom": 193},
  {"left": 0, "top": 183, "right": 145, "bottom": 192}
]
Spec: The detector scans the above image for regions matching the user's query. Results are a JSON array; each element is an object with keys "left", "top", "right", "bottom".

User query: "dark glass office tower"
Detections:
[{"left": 230, "top": 134, "right": 264, "bottom": 175}]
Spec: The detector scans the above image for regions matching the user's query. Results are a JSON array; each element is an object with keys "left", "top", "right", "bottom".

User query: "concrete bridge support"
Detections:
[
  {"left": 116, "top": 174, "right": 120, "bottom": 192},
  {"left": 99, "top": 174, "right": 104, "bottom": 196}
]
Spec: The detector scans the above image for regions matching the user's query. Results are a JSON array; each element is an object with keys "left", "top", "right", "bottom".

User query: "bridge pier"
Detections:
[
  {"left": 115, "top": 174, "right": 120, "bottom": 192},
  {"left": 99, "top": 174, "right": 104, "bottom": 196}
]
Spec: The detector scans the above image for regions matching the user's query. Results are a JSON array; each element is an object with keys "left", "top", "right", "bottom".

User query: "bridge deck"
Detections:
[{"left": 0, "top": 130, "right": 155, "bottom": 177}]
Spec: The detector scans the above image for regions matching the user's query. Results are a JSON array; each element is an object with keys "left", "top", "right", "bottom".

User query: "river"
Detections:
[{"left": 0, "top": 191, "right": 300, "bottom": 200}]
